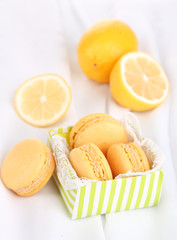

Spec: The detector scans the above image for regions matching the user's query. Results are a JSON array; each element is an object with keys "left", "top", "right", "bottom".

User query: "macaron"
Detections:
[
  {"left": 69, "top": 113, "right": 128, "bottom": 155},
  {"left": 107, "top": 142, "right": 150, "bottom": 178},
  {"left": 1, "top": 138, "right": 55, "bottom": 196},
  {"left": 69, "top": 143, "right": 113, "bottom": 181}
]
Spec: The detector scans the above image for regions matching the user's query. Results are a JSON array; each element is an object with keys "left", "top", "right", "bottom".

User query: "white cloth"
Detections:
[
  {"left": 0, "top": 1, "right": 104, "bottom": 240},
  {"left": 0, "top": 0, "right": 177, "bottom": 239}
]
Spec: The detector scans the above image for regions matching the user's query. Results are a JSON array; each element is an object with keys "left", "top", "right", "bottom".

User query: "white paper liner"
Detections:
[
  {"left": 48, "top": 112, "right": 163, "bottom": 190},
  {"left": 48, "top": 133, "right": 91, "bottom": 190}
]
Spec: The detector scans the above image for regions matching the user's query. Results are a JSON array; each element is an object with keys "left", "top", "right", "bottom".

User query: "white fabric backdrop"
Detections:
[{"left": 0, "top": 0, "right": 177, "bottom": 239}]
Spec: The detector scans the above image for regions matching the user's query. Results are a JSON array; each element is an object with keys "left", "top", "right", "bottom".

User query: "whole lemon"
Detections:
[{"left": 77, "top": 20, "right": 138, "bottom": 83}]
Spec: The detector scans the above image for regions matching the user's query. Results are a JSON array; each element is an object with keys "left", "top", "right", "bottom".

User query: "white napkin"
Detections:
[{"left": 0, "top": 1, "right": 105, "bottom": 240}]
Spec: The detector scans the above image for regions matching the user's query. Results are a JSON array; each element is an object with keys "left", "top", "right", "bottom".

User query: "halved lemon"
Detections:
[
  {"left": 15, "top": 74, "right": 72, "bottom": 127},
  {"left": 110, "top": 52, "right": 169, "bottom": 111}
]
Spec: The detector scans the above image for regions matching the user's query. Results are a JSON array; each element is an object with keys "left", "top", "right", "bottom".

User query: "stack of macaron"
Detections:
[{"left": 69, "top": 113, "right": 150, "bottom": 180}]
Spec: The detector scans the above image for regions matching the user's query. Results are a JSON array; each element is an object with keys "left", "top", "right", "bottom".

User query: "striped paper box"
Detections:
[{"left": 49, "top": 127, "right": 163, "bottom": 220}]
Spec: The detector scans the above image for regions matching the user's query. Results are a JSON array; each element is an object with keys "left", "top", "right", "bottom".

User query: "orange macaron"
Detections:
[
  {"left": 1, "top": 138, "right": 55, "bottom": 196},
  {"left": 69, "top": 143, "right": 113, "bottom": 181},
  {"left": 69, "top": 113, "right": 128, "bottom": 155},
  {"left": 107, "top": 142, "right": 150, "bottom": 178}
]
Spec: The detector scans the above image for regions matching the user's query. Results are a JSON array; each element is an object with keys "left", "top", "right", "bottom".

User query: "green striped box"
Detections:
[{"left": 49, "top": 127, "right": 163, "bottom": 219}]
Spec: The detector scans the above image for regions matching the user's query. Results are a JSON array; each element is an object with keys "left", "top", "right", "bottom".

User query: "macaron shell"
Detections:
[
  {"left": 16, "top": 154, "right": 55, "bottom": 196},
  {"left": 69, "top": 113, "right": 114, "bottom": 148},
  {"left": 69, "top": 143, "right": 113, "bottom": 181},
  {"left": 69, "top": 148, "right": 98, "bottom": 180},
  {"left": 107, "top": 144, "right": 133, "bottom": 177},
  {"left": 107, "top": 142, "right": 150, "bottom": 178},
  {"left": 69, "top": 113, "right": 128, "bottom": 155},
  {"left": 1, "top": 138, "right": 55, "bottom": 196},
  {"left": 75, "top": 122, "right": 127, "bottom": 155}
]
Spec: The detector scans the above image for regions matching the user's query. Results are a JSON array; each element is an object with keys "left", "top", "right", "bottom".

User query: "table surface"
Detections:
[{"left": 1, "top": 0, "right": 177, "bottom": 239}]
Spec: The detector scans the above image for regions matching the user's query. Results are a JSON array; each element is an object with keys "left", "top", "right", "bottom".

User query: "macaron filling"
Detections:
[
  {"left": 128, "top": 143, "right": 150, "bottom": 171},
  {"left": 124, "top": 144, "right": 138, "bottom": 172},
  {"left": 123, "top": 143, "right": 150, "bottom": 172},
  {"left": 79, "top": 144, "right": 109, "bottom": 181}
]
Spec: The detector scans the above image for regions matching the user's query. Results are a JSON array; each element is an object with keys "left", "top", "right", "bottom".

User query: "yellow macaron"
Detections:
[
  {"left": 1, "top": 138, "right": 55, "bottom": 196},
  {"left": 69, "top": 143, "right": 113, "bottom": 181},
  {"left": 69, "top": 113, "right": 128, "bottom": 155},
  {"left": 107, "top": 142, "right": 150, "bottom": 178}
]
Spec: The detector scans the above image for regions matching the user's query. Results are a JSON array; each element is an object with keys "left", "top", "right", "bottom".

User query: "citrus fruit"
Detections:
[
  {"left": 110, "top": 52, "right": 169, "bottom": 111},
  {"left": 77, "top": 19, "right": 138, "bottom": 83},
  {"left": 14, "top": 74, "right": 72, "bottom": 127}
]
